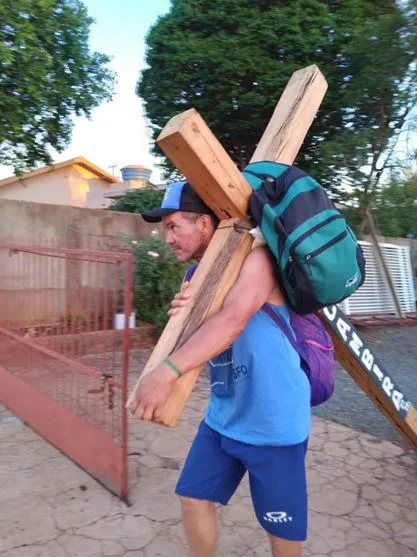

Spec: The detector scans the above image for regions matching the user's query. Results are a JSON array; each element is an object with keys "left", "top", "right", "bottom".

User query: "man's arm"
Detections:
[
  {"left": 168, "top": 246, "right": 277, "bottom": 373},
  {"left": 129, "top": 246, "right": 278, "bottom": 419}
]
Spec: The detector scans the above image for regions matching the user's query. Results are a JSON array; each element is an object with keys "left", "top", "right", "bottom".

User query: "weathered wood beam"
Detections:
[
  {"left": 321, "top": 305, "right": 417, "bottom": 452},
  {"left": 251, "top": 65, "right": 327, "bottom": 163},
  {"left": 127, "top": 65, "right": 328, "bottom": 426},
  {"left": 157, "top": 109, "right": 252, "bottom": 220}
]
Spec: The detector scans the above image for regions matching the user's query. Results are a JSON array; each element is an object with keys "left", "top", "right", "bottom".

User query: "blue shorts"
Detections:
[{"left": 175, "top": 421, "right": 308, "bottom": 541}]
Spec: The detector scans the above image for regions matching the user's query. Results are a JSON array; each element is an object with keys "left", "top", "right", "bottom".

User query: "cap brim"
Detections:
[{"left": 141, "top": 208, "right": 177, "bottom": 223}]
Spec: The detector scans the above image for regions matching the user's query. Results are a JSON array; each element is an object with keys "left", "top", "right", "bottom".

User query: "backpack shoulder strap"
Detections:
[{"left": 261, "top": 304, "right": 300, "bottom": 356}]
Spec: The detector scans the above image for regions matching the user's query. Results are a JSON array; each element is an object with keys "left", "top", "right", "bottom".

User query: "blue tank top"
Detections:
[{"left": 205, "top": 304, "right": 311, "bottom": 446}]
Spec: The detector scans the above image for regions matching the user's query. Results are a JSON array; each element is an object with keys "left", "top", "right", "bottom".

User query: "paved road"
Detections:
[{"left": 313, "top": 324, "right": 417, "bottom": 448}]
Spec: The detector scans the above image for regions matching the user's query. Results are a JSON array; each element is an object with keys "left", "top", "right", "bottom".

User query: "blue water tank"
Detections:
[{"left": 121, "top": 165, "right": 152, "bottom": 182}]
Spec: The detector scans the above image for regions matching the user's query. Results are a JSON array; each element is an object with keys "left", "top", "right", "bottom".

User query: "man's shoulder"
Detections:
[
  {"left": 233, "top": 246, "right": 277, "bottom": 298},
  {"left": 245, "top": 246, "right": 275, "bottom": 273}
]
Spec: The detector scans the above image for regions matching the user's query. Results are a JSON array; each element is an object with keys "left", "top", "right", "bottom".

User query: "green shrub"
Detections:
[{"left": 131, "top": 237, "right": 191, "bottom": 333}]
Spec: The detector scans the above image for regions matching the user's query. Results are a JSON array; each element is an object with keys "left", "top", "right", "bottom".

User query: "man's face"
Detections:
[{"left": 162, "top": 212, "right": 211, "bottom": 262}]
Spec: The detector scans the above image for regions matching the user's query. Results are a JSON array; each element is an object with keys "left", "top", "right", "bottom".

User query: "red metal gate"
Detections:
[{"left": 0, "top": 243, "right": 132, "bottom": 500}]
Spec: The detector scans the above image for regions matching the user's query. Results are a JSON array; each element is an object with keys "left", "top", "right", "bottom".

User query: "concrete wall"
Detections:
[
  {"left": 0, "top": 199, "right": 160, "bottom": 326},
  {"left": 0, "top": 198, "right": 155, "bottom": 247}
]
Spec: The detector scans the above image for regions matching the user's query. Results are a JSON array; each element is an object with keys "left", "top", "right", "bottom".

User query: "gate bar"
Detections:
[{"left": 0, "top": 327, "right": 120, "bottom": 386}]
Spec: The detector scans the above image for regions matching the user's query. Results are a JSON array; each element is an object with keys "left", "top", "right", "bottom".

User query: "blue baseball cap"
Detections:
[{"left": 142, "top": 181, "right": 214, "bottom": 223}]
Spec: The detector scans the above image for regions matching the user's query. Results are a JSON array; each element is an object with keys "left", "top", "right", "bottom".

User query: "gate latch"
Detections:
[{"left": 87, "top": 373, "right": 114, "bottom": 410}]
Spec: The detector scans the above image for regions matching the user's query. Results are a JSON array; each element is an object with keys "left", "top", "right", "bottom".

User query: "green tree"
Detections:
[
  {"left": 374, "top": 175, "right": 417, "bottom": 237},
  {"left": 109, "top": 186, "right": 164, "bottom": 214},
  {"left": 344, "top": 173, "right": 417, "bottom": 238},
  {"left": 0, "top": 0, "right": 115, "bottom": 172},
  {"left": 138, "top": 0, "right": 417, "bottom": 212}
]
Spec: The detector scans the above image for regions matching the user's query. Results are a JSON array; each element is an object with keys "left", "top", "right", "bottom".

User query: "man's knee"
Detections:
[
  {"left": 178, "top": 495, "right": 214, "bottom": 507},
  {"left": 178, "top": 495, "right": 216, "bottom": 513}
]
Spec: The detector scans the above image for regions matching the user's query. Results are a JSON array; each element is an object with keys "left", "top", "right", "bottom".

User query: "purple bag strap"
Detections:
[
  {"left": 261, "top": 304, "right": 300, "bottom": 356},
  {"left": 184, "top": 264, "right": 198, "bottom": 283}
]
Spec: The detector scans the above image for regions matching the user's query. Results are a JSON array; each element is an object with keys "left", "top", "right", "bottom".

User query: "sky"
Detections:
[{"left": 0, "top": 0, "right": 172, "bottom": 182}]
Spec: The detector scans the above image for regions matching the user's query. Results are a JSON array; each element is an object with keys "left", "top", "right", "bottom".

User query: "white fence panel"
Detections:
[{"left": 339, "top": 241, "right": 415, "bottom": 315}]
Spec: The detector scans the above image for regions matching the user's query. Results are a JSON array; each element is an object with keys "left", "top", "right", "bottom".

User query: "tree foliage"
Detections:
[
  {"left": 108, "top": 186, "right": 164, "bottom": 214},
  {"left": 138, "top": 0, "right": 417, "bottom": 211},
  {"left": 344, "top": 173, "right": 417, "bottom": 238},
  {"left": 0, "top": 0, "right": 115, "bottom": 171},
  {"left": 374, "top": 175, "right": 417, "bottom": 237}
]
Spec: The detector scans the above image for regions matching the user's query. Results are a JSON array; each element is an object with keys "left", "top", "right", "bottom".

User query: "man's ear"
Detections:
[{"left": 199, "top": 214, "right": 214, "bottom": 237}]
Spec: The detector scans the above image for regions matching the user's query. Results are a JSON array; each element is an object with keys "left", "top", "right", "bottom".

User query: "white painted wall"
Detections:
[
  {"left": 0, "top": 168, "right": 73, "bottom": 206},
  {"left": 0, "top": 166, "right": 117, "bottom": 208}
]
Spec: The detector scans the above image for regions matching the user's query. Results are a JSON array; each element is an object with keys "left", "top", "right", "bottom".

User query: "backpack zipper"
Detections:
[
  {"left": 305, "top": 230, "right": 348, "bottom": 261},
  {"left": 305, "top": 339, "right": 334, "bottom": 351},
  {"left": 288, "top": 214, "right": 344, "bottom": 263}
]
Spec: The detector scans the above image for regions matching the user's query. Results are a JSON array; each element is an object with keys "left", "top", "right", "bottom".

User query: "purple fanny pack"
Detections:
[{"left": 262, "top": 304, "right": 335, "bottom": 406}]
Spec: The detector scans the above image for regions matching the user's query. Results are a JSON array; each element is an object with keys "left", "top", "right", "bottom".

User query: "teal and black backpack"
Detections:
[{"left": 243, "top": 161, "right": 366, "bottom": 315}]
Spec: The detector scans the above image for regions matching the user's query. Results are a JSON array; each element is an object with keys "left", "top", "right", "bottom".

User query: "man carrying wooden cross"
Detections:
[{"left": 129, "top": 180, "right": 311, "bottom": 557}]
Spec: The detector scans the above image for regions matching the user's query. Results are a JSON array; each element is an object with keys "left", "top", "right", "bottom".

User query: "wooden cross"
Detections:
[{"left": 127, "top": 65, "right": 417, "bottom": 453}]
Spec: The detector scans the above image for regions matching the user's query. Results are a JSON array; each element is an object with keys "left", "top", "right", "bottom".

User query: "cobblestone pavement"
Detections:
[{"left": 0, "top": 348, "right": 416, "bottom": 557}]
